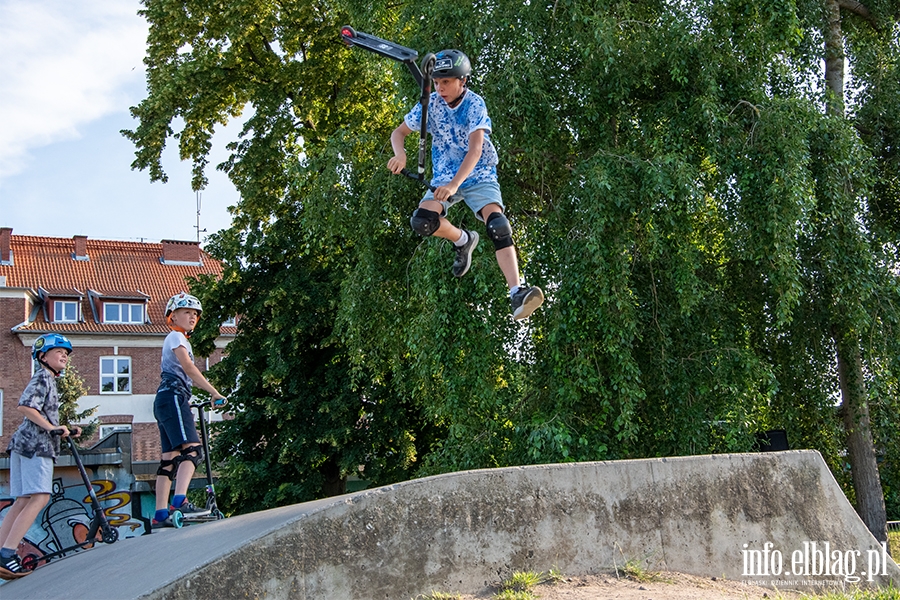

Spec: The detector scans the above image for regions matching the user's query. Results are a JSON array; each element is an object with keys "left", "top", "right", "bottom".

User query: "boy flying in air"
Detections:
[{"left": 387, "top": 49, "right": 544, "bottom": 320}]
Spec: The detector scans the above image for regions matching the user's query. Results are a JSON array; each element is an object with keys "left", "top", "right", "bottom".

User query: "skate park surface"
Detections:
[{"left": 2, "top": 450, "right": 898, "bottom": 599}]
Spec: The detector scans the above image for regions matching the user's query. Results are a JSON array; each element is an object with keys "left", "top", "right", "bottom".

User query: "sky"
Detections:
[{"left": 0, "top": 0, "right": 241, "bottom": 245}]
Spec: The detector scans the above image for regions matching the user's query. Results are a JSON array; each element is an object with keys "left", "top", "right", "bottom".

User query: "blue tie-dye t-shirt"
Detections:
[{"left": 404, "top": 89, "right": 499, "bottom": 189}]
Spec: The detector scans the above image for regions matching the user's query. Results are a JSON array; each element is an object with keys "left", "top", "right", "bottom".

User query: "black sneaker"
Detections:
[
  {"left": 511, "top": 286, "right": 544, "bottom": 320},
  {"left": 171, "top": 500, "right": 210, "bottom": 516},
  {"left": 0, "top": 554, "right": 29, "bottom": 579},
  {"left": 451, "top": 230, "right": 479, "bottom": 277}
]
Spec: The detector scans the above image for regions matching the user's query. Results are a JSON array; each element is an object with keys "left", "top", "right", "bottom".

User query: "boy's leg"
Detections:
[
  {"left": 172, "top": 443, "right": 198, "bottom": 498},
  {"left": 1, "top": 452, "right": 53, "bottom": 569},
  {"left": 0, "top": 497, "right": 28, "bottom": 549},
  {"left": 154, "top": 450, "right": 179, "bottom": 513},
  {"left": 418, "top": 199, "right": 463, "bottom": 242},
  {"left": 0, "top": 495, "right": 47, "bottom": 579},
  {"left": 479, "top": 202, "right": 544, "bottom": 320},
  {"left": 153, "top": 389, "right": 203, "bottom": 520},
  {"left": 0, "top": 494, "right": 49, "bottom": 552},
  {"left": 413, "top": 198, "right": 480, "bottom": 277},
  {"left": 479, "top": 204, "right": 521, "bottom": 288}
]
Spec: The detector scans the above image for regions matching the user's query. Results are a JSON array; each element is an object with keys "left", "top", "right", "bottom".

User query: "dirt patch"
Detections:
[{"left": 442, "top": 571, "right": 804, "bottom": 599}]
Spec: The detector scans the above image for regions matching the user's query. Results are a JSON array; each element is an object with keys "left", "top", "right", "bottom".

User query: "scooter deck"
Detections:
[{"left": 339, "top": 26, "right": 418, "bottom": 65}]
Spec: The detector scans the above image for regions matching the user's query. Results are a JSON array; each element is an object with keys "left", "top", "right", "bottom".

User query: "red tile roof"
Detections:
[{"left": 0, "top": 232, "right": 235, "bottom": 336}]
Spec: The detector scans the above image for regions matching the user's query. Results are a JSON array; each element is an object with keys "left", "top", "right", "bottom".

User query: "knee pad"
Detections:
[
  {"left": 486, "top": 212, "right": 514, "bottom": 250},
  {"left": 172, "top": 445, "right": 203, "bottom": 469},
  {"left": 157, "top": 459, "right": 176, "bottom": 481},
  {"left": 410, "top": 208, "right": 440, "bottom": 237}
]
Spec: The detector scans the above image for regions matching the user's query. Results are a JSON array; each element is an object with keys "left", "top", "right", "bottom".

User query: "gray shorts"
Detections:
[
  {"left": 422, "top": 181, "right": 504, "bottom": 221},
  {"left": 9, "top": 451, "right": 54, "bottom": 496}
]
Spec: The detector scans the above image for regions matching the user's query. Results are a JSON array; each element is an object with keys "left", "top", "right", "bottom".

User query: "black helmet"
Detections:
[{"left": 433, "top": 49, "right": 471, "bottom": 79}]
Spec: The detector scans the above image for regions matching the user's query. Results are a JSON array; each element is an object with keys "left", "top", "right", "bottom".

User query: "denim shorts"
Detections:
[
  {"left": 9, "top": 451, "right": 54, "bottom": 496},
  {"left": 422, "top": 180, "right": 505, "bottom": 221},
  {"left": 153, "top": 388, "right": 200, "bottom": 453}
]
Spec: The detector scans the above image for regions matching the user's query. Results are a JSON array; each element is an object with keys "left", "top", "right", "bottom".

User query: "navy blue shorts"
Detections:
[{"left": 153, "top": 389, "right": 200, "bottom": 453}]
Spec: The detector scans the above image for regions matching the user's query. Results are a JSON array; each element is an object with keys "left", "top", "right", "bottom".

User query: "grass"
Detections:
[
  {"left": 615, "top": 557, "right": 667, "bottom": 583},
  {"left": 777, "top": 589, "right": 900, "bottom": 600},
  {"left": 413, "top": 560, "right": 900, "bottom": 600},
  {"left": 490, "top": 570, "right": 564, "bottom": 600},
  {"left": 889, "top": 530, "right": 899, "bottom": 563}
]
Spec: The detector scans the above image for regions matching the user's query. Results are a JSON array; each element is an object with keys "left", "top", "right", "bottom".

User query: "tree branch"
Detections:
[{"left": 837, "top": 0, "right": 880, "bottom": 31}]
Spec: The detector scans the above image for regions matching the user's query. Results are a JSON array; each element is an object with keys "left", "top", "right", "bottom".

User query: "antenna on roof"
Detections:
[{"left": 194, "top": 191, "right": 207, "bottom": 243}]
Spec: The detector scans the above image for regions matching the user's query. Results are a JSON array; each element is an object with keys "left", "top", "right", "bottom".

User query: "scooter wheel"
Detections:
[
  {"left": 213, "top": 509, "right": 225, "bottom": 520},
  {"left": 171, "top": 510, "right": 184, "bottom": 528},
  {"left": 102, "top": 527, "right": 119, "bottom": 544},
  {"left": 21, "top": 554, "right": 40, "bottom": 571}
]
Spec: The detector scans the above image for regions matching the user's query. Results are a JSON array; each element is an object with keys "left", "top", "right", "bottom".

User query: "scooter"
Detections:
[
  {"left": 167, "top": 399, "right": 227, "bottom": 526},
  {"left": 20, "top": 432, "right": 119, "bottom": 571},
  {"left": 340, "top": 26, "right": 463, "bottom": 205}
]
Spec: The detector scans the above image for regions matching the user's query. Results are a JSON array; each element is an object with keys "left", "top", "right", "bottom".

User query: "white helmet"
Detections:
[{"left": 165, "top": 292, "right": 203, "bottom": 317}]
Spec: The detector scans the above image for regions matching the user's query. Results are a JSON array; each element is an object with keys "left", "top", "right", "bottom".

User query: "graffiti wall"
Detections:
[{"left": 0, "top": 461, "right": 146, "bottom": 567}]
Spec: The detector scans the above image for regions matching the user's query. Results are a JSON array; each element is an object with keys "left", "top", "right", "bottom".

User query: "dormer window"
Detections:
[
  {"left": 103, "top": 302, "right": 145, "bottom": 324},
  {"left": 40, "top": 287, "right": 84, "bottom": 323},
  {"left": 54, "top": 300, "right": 80, "bottom": 323}
]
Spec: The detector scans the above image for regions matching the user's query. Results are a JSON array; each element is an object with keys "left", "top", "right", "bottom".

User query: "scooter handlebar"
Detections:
[
  {"left": 49, "top": 427, "right": 81, "bottom": 438},
  {"left": 399, "top": 169, "right": 463, "bottom": 204},
  {"left": 189, "top": 398, "right": 227, "bottom": 409}
]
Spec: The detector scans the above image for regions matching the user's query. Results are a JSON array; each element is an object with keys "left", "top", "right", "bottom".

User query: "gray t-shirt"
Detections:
[
  {"left": 160, "top": 330, "right": 193, "bottom": 392},
  {"left": 8, "top": 368, "right": 60, "bottom": 459}
]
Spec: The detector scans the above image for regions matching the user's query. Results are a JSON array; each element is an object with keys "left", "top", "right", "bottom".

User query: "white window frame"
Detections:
[
  {"left": 103, "top": 302, "right": 144, "bottom": 324},
  {"left": 54, "top": 300, "right": 79, "bottom": 323},
  {"left": 99, "top": 356, "right": 132, "bottom": 394}
]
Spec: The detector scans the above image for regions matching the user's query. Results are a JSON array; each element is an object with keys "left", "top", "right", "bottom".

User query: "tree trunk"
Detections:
[
  {"left": 824, "top": 0, "right": 888, "bottom": 547},
  {"left": 321, "top": 456, "right": 347, "bottom": 498},
  {"left": 834, "top": 329, "right": 889, "bottom": 545},
  {"left": 824, "top": 0, "right": 845, "bottom": 116}
]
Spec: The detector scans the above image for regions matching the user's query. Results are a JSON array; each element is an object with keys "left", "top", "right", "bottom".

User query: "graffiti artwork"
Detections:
[{"left": 0, "top": 468, "right": 144, "bottom": 567}]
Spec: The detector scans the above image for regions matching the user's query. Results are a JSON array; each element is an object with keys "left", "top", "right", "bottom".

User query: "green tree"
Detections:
[
  {"left": 57, "top": 363, "right": 99, "bottom": 443},
  {"left": 123, "top": 0, "right": 436, "bottom": 510},
  {"left": 126, "top": 0, "right": 900, "bottom": 543}
]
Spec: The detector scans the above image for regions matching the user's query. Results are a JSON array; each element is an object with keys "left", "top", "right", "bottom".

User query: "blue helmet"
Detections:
[{"left": 32, "top": 333, "right": 73, "bottom": 359}]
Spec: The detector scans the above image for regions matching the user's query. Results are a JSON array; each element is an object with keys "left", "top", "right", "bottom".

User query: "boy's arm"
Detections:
[
  {"left": 434, "top": 128, "right": 485, "bottom": 201},
  {"left": 172, "top": 346, "right": 225, "bottom": 401},
  {"left": 17, "top": 405, "right": 73, "bottom": 437},
  {"left": 387, "top": 122, "right": 414, "bottom": 174}
]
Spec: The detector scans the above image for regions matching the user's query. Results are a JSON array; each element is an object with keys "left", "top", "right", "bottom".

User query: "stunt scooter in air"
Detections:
[{"left": 339, "top": 26, "right": 464, "bottom": 204}]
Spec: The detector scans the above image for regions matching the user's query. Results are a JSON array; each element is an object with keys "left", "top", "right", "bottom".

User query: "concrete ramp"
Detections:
[{"left": 2, "top": 450, "right": 898, "bottom": 599}]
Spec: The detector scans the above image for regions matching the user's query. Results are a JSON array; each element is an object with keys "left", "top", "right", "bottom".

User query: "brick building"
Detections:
[{"left": 0, "top": 227, "right": 235, "bottom": 480}]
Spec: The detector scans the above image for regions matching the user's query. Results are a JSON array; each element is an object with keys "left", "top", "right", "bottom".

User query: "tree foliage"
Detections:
[
  {"left": 57, "top": 363, "right": 99, "bottom": 444},
  {"left": 128, "top": 0, "right": 900, "bottom": 526}
]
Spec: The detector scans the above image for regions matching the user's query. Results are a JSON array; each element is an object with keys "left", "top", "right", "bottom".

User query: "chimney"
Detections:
[
  {"left": 73, "top": 235, "right": 89, "bottom": 261},
  {"left": 160, "top": 240, "right": 202, "bottom": 266},
  {"left": 0, "top": 227, "right": 12, "bottom": 265}
]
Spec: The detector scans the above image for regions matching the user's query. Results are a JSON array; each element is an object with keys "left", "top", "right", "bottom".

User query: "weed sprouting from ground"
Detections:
[
  {"left": 616, "top": 558, "right": 667, "bottom": 583},
  {"left": 491, "top": 569, "right": 565, "bottom": 599}
]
